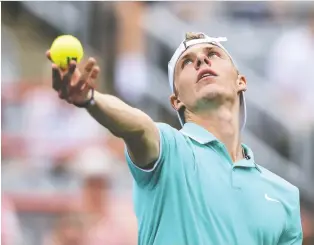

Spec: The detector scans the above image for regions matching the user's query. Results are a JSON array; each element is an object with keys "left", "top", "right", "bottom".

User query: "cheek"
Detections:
[
  {"left": 178, "top": 69, "right": 195, "bottom": 87},
  {"left": 178, "top": 73, "right": 195, "bottom": 96},
  {"left": 219, "top": 66, "right": 238, "bottom": 87}
]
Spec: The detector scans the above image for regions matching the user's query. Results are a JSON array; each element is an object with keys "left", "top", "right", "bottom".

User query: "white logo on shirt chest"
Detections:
[{"left": 264, "top": 194, "right": 280, "bottom": 203}]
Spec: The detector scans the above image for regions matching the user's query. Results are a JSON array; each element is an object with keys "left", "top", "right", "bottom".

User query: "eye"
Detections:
[
  {"left": 208, "top": 51, "right": 220, "bottom": 58},
  {"left": 182, "top": 58, "right": 193, "bottom": 68}
]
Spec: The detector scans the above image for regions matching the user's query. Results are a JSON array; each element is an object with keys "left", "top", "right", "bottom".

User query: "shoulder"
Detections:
[
  {"left": 154, "top": 122, "right": 194, "bottom": 162},
  {"left": 154, "top": 122, "right": 186, "bottom": 143},
  {"left": 155, "top": 122, "right": 178, "bottom": 133},
  {"left": 258, "top": 165, "right": 299, "bottom": 199}
]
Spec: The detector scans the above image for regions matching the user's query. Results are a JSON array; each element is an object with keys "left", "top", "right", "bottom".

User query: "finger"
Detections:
[
  {"left": 66, "top": 96, "right": 73, "bottom": 104},
  {"left": 81, "top": 82, "right": 92, "bottom": 95},
  {"left": 67, "top": 60, "right": 77, "bottom": 76},
  {"left": 61, "top": 61, "right": 77, "bottom": 98},
  {"left": 52, "top": 64, "right": 62, "bottom": 92},
  {"left": 90, "top": 66, "right": 100, "bottom": 80},
  {"left": 80, "top": 66, "right": 99, "bottom": 91},
  {"left": 76, "top": 58, "right": 96, "bottom": 88},
  {"left": 46, "top": 50, "right": 52, "bottom": 62},
  {"left": 58, "top": 90, "right": 68, "bottom": 100},
  {"left": 87, "top": 66, "right": 100, "bottom": 89},
  {"left": 67, "top": 56, "right": 78, "bottom": 66}
]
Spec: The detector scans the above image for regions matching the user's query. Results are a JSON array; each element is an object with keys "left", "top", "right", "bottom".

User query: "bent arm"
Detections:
[{"left": 87, "top": 91, "right": 159, "bottom": 168}]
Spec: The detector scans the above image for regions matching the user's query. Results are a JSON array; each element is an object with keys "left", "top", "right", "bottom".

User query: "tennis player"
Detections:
[{"left": 47, "top": 32, "right": 303, "bottom": 245}]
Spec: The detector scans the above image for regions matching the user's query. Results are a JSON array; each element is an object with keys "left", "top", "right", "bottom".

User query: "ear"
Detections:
[
  {"left": 170, "top": 93, "right": 185, "bottom": 112},
  {"left": 237, "top": 74, "right": 247, "bottom": 93}
]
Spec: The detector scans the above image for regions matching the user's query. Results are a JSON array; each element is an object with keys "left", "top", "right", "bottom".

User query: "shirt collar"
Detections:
[
  {"left": 180, "top": 123, "right": 217, "bottom": 144},
  {"left": 180, "top": 123, "right": 261, "bottom": 172},
  {"left": 236, "top": 144, "right": 261, "bottom": 172}
]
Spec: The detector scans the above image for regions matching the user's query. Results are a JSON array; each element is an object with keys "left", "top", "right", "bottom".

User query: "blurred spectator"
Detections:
[
  {"left": 1, "top": 25, "right": 21, "bottom": 83},
  {"left": 22, "top": 82, "right": 105, "bottom": 163},
  {"left": 2, "top": 80, "right": 108, "bottom": 193},
  {"left": 1, "top": 195, "right": 23, "bottom": 245},
  {"left": 302, "top": 208, "right": 314, "bottom": 240},
  {"left": 70, "top": 146, "right": 137, "bottom": 245},
  {"left": 168, "top": 2, "right": 217, "bottom": 23},
  {"left": 223, "top": 2, "right": 272, "bottom": 21},
  {"left": 42, "top": 147, "right": 137, "bottom": 245},
  {"left": 267, "top": 11, "right": 314, "bottom": 127},
  {"left": 303, "top": 236, "right": 314, "bottom": 245},
  {"left": 43, "top": 214, "right": 84, "bottom": 245},
  {"left": 113, "top": 2, "right": 148, "bottom": 107}
]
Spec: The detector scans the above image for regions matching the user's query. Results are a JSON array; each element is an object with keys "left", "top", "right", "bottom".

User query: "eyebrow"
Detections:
[{"left": 178, "top": 46, "right": 217, "bottom": 64}]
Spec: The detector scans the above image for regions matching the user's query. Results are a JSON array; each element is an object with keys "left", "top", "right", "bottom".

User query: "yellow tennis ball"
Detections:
[{"left": 50, "top": 35, "right": 84, "bottom": 69}]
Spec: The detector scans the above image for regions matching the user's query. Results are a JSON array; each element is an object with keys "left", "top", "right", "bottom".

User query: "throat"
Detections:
[{"left": 187, "top": 105, "right": 243, "bottom": 162}]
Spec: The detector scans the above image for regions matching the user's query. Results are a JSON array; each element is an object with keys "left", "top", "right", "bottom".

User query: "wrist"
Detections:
[
  {"left": 86, "top": 89, "right": 93, "bottom": 101},
  {"left": 73, "top": 89, "right": 96, "bottom": 108}
]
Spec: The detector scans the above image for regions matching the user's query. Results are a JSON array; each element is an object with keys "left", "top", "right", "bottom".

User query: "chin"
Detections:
[{"left": 198, "top": 84, "right": 226, "bottom": 101}]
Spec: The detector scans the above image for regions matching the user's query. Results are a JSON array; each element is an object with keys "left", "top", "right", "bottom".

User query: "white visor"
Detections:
[{"left": 167, "top": 33, "right": 247, "bottom": 131}]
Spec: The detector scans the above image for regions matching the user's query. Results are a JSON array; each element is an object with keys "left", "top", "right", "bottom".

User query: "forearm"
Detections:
[
  {"left": 86, "top": 91, "right": 159, "bottom": 166},
  {"left": 87, "top": 91, "right": 153, "bottom": 139}
]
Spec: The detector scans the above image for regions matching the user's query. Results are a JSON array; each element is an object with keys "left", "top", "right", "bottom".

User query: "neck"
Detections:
[{"left": 187, "top": 101, "right": 243, "bottom": 162}]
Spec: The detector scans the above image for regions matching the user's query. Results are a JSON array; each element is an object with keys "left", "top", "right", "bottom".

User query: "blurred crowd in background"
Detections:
[{"left": 1, "top": 1, "right": 314, "bottom": 245}]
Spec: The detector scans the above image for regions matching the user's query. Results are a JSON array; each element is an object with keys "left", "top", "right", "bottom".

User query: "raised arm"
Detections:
[{"left": 48, "top": 53, "right": 159, "bottom": 168}]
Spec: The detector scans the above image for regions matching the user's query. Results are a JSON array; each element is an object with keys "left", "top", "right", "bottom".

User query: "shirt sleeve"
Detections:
[
  {"left": 124, "top": 122, "right": 177, "bottom": 188},
  {"left": 278, "top": 189, "right": 303, "bottom": 245}
]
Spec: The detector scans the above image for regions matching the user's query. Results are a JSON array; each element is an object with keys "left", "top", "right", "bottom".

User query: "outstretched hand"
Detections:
[{"left": 46, "top": 50, "right": 100, "bottom": 105}]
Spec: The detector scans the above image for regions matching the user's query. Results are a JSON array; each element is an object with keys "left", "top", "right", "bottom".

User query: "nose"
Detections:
[{"left": 195, "top": 54, "right": 211, "bottom": 69}]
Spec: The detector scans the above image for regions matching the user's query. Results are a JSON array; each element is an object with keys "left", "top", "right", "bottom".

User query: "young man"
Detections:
[{"left": 47, "top": 32, "right": 303, "bottom": 245}]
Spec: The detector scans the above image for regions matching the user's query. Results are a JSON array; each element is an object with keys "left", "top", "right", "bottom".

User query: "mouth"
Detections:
[{"left": 197, "top": 68, "right": 218, "bottom": 83}]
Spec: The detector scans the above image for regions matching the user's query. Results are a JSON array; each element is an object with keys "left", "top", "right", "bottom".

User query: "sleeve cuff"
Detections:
[{"left": 124, "top": 125, "right": 164, "bottom": 185}]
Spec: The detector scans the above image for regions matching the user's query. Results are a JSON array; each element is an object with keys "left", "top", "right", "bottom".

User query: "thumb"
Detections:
[{"left": 46, "top": 50, "right": 52, "bottom": 62}]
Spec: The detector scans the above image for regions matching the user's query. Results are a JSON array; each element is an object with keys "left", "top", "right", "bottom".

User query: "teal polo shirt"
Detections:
[{"left": 125, "top": 122, "right": 303, "bottom": 245}]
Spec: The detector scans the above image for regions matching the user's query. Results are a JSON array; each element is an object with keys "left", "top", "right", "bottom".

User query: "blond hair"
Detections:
[{"left": 185, "top": 32, "right": 205, "bottom": 41}]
